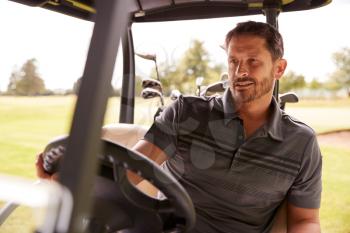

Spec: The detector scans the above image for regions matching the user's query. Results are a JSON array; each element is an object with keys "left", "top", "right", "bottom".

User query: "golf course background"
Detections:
[{"left": 0, "top": 96, "right": 349, "bottom": 232}]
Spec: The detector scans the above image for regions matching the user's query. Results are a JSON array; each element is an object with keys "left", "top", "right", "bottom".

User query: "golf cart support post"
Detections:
[{"left": 58, "top": 1, "right": 129, "bottom": 232}]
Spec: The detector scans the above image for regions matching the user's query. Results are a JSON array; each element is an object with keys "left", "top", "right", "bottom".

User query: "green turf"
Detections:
[
  {"left": 0, "top": 96, "right": 75, "bottom": 179},
  {"left": 0, "top": 96, "right": 349, "bottom": 232},
  {"left": 286, "top": 99, "right": 350, "bottom": 133},
  {"left": 0, "top": 204, "right": 38, "bottom": 233},
  {"left": 319, "top": 146, "right": 350, "bottom": 233}
]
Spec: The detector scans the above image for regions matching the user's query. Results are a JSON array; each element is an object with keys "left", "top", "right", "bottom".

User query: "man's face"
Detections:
[{"left": 227, "top": 35, "right": 285, "bottom": 104}]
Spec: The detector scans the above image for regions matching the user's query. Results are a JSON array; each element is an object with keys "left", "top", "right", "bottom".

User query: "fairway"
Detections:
[
  {"left": 287, "top": 99, "right": 350, "bottom": 133},
  {"left": 0, "top": 96, "right": 350, "bottom": 232}
]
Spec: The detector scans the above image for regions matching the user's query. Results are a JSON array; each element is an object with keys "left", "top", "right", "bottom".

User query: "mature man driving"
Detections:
[{"left": 37, "top": 21, "right": 322, "bottom": 233}]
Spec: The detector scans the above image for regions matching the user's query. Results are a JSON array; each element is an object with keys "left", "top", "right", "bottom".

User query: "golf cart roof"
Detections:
[{"left": 10, "top": 0, "right": 331, "bottom": 22}]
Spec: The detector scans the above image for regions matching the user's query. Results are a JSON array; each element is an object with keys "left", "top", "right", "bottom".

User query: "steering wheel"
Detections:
[{"left": 43, "top": 136, "right": 196, "bottom": 233}]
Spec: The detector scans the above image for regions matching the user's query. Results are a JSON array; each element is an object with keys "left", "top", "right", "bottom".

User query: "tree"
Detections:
[
  {"left": 308, "top": 78, "right": 322, "bottom": 90},
  {"left": 149, "top": 39, "right": 225, "bottom": 95},
  {"left": 280, "top": 71, "right": 306, "bottom": 93},
  {"left": 7, "top": 58, "right": 46, "bottom": 95},
  {"left": 330, "top": 47, "right": 350, "bottom": 97},
  {"left": 7, "top": 67, "right": 21, "bottom": 95}
]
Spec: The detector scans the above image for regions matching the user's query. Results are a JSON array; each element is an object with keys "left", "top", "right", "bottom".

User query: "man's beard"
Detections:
[{"left": 230, "top": 72, "right": 275, "bottom": 104}]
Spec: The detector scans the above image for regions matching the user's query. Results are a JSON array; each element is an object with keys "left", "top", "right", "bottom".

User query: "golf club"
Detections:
[
  {"left": 279, "top": 92, "right": 299, "bottom": 110},
  {"left": 141, "top": 87, "right": 164, "bottom": 107},
  {"left": 142, "top": 78, "right": 163, "bottom": 93},
  {"left": 170, "top": 89, "right": 182, "bottom": 101},
  {"left": 200, "top": 80, "right": 228, "bottom": 96},
  {"left": 135, "top": 52, "right": 160, "bottom": 81},
  {"left": 195, "top": 77, "right": 204, "bottom": 96}
]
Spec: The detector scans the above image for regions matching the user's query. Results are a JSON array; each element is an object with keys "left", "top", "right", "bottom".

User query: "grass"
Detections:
[
  {"left": 0, "top": 96, "right": 349, "bottom": 232},
  {"left": 286, "top": 98, "right": 350, "bottom": 133},
  {"left": 0, "top": 96, "right": 75, "bottom": 179},
  {"left": 0, "top": 205, "right": 38, "bottom": 233},
  {"left": 320, "top": 146, "right": 350, "bottom": 233}
]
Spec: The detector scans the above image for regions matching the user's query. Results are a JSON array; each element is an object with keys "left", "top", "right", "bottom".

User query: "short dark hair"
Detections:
[{"left": 225, "top": 21, "right": 284, "bottom": 60}]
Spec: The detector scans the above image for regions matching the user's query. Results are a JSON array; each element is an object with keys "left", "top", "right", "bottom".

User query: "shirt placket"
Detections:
[{"left": 227, "top": 118, "right": 245, "bottom": 170}]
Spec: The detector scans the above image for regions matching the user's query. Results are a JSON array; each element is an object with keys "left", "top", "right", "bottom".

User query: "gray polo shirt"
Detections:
[{"left": 144, "top": 89, "right": 322, "bottom": 233}]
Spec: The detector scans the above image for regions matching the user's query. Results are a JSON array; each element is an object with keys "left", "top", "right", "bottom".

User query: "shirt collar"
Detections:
[
  {"left": 222, "top": 89, "right": 284, "bottom": 141},
  {"left": 222, "top": 88, "right": 240, "bottom": 125},
  {"left": 264, "top": 96, "right": 284, "bottom": 141}
]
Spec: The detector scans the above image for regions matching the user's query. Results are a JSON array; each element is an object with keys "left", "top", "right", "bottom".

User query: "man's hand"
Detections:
[{"left": 35, "top": 153, "right": 59, "bottom": 181}]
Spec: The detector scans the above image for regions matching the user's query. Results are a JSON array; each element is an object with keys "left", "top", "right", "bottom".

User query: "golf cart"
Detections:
[{"left": 0, "top": 0, "right": 331, "bottom": 232}]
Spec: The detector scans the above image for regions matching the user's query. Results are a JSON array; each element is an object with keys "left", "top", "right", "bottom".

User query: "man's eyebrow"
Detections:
[
  {"left": 247, "top": 53, "right": 260, "bottom": 57},
  {"left": 228, "top": 53, "right": 259, "bottom": 59},
  {"left": 246, "top": 49, "right": 261, "bottom": 57}
]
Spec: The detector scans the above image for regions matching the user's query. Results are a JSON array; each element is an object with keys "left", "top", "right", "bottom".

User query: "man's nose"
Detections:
[{"left": 235, "top": 62, "right": 248, "bottom": 77}]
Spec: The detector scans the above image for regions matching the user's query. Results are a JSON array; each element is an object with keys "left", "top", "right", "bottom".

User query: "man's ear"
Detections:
[{"left": 274, "top": 58, "right": 287, "bottom": 80}]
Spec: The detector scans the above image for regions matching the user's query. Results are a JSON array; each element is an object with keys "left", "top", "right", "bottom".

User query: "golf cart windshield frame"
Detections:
[{"left": 6, "top": 0, "right": 332, "bottom": 233}]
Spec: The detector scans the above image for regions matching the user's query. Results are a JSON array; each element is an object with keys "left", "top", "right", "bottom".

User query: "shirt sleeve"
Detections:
[
  {"left": 143, "top": 97, "right": 183, "bottom": 158},
  {"left": 287, "top": 134, "right": 322, "bottom": 208}
]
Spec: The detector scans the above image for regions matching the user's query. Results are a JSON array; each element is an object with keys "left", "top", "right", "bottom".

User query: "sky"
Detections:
[{"left": 0, "top": 0, "right": 350, "bottom": 92}]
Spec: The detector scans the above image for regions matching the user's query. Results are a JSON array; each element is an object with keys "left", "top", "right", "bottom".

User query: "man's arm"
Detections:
[
  {"left": 35, "top": 139, "right": 168, "bottom": 183},
  {"left": 287, "top": 202, "right": 320, "bottom": 233},
  {"left": 127, "top": 139, "right": 168, "bottom": 185}
]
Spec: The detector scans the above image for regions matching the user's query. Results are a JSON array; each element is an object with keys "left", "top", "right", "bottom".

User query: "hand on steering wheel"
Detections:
[{"left": 42, "top": 136, "right": 196, "bottom": 233}]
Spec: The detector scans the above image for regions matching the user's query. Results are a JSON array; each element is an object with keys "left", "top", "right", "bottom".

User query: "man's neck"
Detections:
[{"left": 235, "top": 94, "right": 272, "bottom": 138}]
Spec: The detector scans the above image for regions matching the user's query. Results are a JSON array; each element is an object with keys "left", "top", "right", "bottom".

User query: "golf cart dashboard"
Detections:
[{"left": 10, "top": 0, "right": 331, "bottom": 22}]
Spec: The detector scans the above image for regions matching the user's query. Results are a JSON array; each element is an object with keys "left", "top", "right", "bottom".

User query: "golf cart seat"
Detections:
[{"left": 101, "top": 123, "right": 148, "bottom": 149}]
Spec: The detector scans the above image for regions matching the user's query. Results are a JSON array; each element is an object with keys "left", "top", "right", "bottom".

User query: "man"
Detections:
[{"left": 37, "top": 21, "right": 322, "bottom": 232}]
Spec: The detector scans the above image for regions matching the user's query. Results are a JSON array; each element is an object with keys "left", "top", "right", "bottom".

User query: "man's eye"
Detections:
[
  {"left": 230, "top": 59, "right": 238, "bottom": 64},
  {"left": 248, "top": 58, "right": 259, "bottom": 65}
]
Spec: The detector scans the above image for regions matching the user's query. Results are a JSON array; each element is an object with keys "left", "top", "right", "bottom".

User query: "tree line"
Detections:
[
  {"left": 279, "top": 47, "right": 350, "bottom": 97},
  {"left": 2, "top": 42, "right": 350, "bottom": 97},
  {"left": 6, "top": 58, "right": 46, "bottom": 96}
]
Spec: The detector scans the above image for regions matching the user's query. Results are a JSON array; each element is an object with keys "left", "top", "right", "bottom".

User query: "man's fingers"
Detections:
[
  {"left": 35, "top": 152, "right": 60, "bottom": 181},
  {"left": 35, "top": 153, "right": 43, "bottom": 166},
  {"left": 35, "top": 153, "right": 51, "bottom": 179}
]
